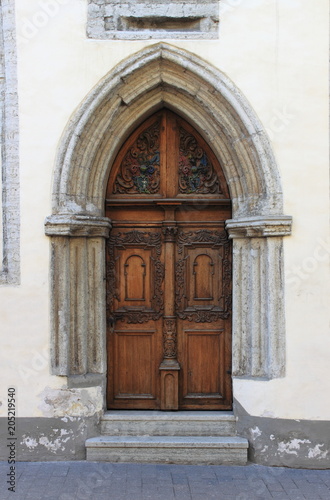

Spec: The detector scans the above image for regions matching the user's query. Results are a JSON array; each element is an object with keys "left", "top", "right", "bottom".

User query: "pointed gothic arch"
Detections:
[{"left": 45, "top": 43, "right": 292, "bottom": 387}]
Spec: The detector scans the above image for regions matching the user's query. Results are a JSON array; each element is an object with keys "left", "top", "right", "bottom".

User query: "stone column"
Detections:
[
  {"left": 45, "top": 215, "right": 111, "bottom": 386},
  {"left": 226, "top": 215, "right": 292, "bottom": 379}
]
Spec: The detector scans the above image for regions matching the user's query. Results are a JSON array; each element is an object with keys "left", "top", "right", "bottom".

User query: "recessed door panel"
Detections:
[
  {"left": 180, "top": 329, "right": 226, "bottom": 408},
  {"left": 176, "top": 228, "right": 231, "bottom": 322},
  {"left": 193, "top": 254, "right": 214, "bottom": 301},
  {"left": 119, "top": 250, "right": 150, "bottom": 307},
  {"left": 114, "top": 331, "right": 155, "bottom": 399}
]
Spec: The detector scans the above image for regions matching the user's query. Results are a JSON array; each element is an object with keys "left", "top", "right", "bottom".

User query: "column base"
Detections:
[{"left": 159, "top": 360, "right": 180, "bottom": 410}]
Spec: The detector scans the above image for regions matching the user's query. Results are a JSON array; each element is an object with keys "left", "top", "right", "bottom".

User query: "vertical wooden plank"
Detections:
[
  {"left": 160, "top": 109, "right": 167, "bottom": 197},
  {"left": 165, "top": 110, "right": 179, "bottom": 198}
]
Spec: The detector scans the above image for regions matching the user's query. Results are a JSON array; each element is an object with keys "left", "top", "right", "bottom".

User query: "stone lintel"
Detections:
[
  {"left": 45, "top": 214, "right": 111, "bottom": 238},
  {"left": 226, "top": 215, "right": 292, "bottom": 239}
]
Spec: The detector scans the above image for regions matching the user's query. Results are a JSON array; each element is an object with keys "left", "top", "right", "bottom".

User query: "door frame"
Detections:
[
  {"left": 45, "top": 44, "right": 292, "bottom": 400},
  {"left": 105, "top": 109, "right": 233, "bottom": 410}
]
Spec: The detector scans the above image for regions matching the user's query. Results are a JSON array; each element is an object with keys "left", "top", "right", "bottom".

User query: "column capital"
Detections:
[
  {"left": 162, "top": 225, "right": 178, "bottom": 242},
  {"left": 45, "top": 214, "right": 112, "bottom": 238},
  {"left": 226, "top": 215, "right": 292, "bottom": 239}
]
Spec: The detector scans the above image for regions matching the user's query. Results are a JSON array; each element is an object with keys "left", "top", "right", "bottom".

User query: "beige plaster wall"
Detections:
[{"left": 0, "top": 0, "right": 328, "bottom": 420}]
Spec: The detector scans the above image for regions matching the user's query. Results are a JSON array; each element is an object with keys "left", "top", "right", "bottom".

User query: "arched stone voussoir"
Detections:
[{"left": 52, "top": 42, "right": 284, "bottom": 219}]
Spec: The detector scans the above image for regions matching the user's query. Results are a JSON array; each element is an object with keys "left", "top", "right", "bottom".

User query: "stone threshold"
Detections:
[{"left": 102, "top": 410, "right": 236, "bottom": 420}]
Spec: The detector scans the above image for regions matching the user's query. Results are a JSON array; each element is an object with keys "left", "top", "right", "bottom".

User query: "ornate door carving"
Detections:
[
  {"left": 107, "top": 230, "right": 164, "bottom": 324},
  {"left": 106, "top": 109, "right": 232, "bottom": 410}
]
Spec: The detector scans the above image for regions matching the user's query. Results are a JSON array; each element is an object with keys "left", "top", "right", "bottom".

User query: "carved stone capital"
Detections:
[
  {"left": 45, "top": 215, "right": 112, "bottom": 238},
  {"left": 225, "top": 215, "right": 292, "bottom": 239}
]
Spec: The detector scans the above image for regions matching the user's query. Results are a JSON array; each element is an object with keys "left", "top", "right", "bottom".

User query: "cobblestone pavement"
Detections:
[{"left": 1, "top": 461, "right": 330, "bottom": 500}]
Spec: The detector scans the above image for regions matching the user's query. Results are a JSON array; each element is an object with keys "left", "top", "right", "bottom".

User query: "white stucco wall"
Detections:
[{"left": 0, "top": 0, "right": 329, "bottom": 421}]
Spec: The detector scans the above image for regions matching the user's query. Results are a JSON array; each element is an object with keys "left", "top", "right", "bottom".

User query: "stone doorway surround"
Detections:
[{"left": 44, "top": 43, "right": 292, "bottom": 391}]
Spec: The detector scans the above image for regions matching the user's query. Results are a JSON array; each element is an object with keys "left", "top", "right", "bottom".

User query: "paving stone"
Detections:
[
  {"left": 306, "top": 476, "right": 326, "bottom": 484},
  {"left": 267, "top": 482, "right": 285, "bottom": 491},
  {"left": 4, "top": 496, "right": 26, "bottom": 500},
  {"left": 52, "top": 469, "right": 69, "bottom": 477},
  {"left": 279, "top": 479, "right": 299, "bottom": 489},
  {"left": 286, "top": 492, "right": 307, "bottom": 500},
  {"left": 172, "top": 476, "right": 189, "bottom": 485},
  {"left": 127, "top": 478, "right": 142, "bottom": 485},
  {"left": 25, "top": 493, "right": 44, "bottom": 500},
  {"left": 319, "top": 494, "right": 330, "bottom": 500},
  {"left": 0, "top": 461, "right": 330, "bottom": 500}
]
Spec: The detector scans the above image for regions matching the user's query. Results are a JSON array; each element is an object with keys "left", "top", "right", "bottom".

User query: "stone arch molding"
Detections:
[{"left": 45, "top": 43, "right": 292, "bottom": 385}]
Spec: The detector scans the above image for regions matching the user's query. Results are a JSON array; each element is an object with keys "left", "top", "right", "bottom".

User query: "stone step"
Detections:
[
  {"left": 86, "top": 435, "right": 248, "bottom": 465},
  {"left": 101, "top": 410, "right": 237, "bottom": 437}
]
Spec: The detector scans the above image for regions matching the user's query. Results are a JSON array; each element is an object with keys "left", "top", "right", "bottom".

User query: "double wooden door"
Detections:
[{"left": 105, "top": 109, "right": 232, "bottom": 410}]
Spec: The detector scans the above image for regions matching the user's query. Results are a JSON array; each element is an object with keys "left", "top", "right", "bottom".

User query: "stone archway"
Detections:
[{"left": 45, "top": 43, "right": 292, "bottom": 389}]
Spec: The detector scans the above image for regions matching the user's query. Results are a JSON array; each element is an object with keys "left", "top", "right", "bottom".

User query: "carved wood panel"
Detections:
[
  {"left": 179, "top": 127, "right": 221, "bottom": 194},
  {"left": 175, "top": 229, "right": 232, "bottom": 322},
  {"left": 106, "top": 229, "right": 164, "bottom": 324},
  {"left": 162, "top": 317, "right": 177, "bottom": 359},
  {"left": 108, "top": 109, "right": 230, "bottom": 200},
  {"left": 113, "top": 118, "right": 161, "bottom": 194}
]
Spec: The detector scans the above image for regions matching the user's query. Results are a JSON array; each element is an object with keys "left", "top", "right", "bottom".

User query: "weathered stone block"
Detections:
[
  {"left": 86, "top": 435, "right": 248, "bottom": 465},
  {"left": 87, "top": 0, "right": 219, "bottom": 40},
  {"left": 0, "top": 0, "right": 20, "bottom": 285}
]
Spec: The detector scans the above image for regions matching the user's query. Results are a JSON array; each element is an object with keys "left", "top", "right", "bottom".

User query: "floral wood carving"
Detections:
[
  {"left": 179, "top": 127, "right": 221, "bottom": 194},
  {"left": 163, "top": 317, "right": 177, "bottom": 358},
  {"left": 175, "top": 229, "right": 231, "bottom": 322},
  {"left": 113, "top": 119, "right": 161, "bottom": 194},
  {"left": 177, "top": 229, "right": 228, "bottom": 254},
  {"left": 106, "top": 230, "right": 164, "bottom": 324}
]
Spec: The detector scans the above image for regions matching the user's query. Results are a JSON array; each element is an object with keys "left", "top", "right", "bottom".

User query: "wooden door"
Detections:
[{"left": 106, "top": 109, "right": 232, "bottom": 410}]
